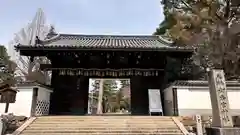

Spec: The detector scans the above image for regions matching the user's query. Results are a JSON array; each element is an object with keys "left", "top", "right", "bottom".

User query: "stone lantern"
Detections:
[{"left": 0, "top": 84, "right": 18, "bottom": 113}]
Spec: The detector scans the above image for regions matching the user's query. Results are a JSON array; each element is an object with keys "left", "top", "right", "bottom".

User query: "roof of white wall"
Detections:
[
  {"left": 174, "top": 80, "right": 240, "bottom": 87},
  {"left": 16, "top": 81, "right": 52, "bottom": 90},
  {"left": 164, "top": 80, "right": 240, "bottom": 91}
]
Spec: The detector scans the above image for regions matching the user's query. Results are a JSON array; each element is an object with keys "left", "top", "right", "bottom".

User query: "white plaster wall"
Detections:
[
  {"left": 37, "top": 87, "right": 52, "bottom": 101},
  {"left": 0, "top": 86, "right": 33, "bottom": 117},
  {"left": 177, "top": 87, "right": 240, "bottom": 116}
]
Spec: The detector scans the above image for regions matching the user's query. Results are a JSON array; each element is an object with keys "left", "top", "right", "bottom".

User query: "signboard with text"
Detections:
[{"left": 148, "top": 89, "right": 163, "bottom": 113}]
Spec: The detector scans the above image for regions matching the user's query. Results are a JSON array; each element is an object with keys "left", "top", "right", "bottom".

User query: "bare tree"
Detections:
[{"left": 9, "top": 9, "right": 57, "bottom": 84}]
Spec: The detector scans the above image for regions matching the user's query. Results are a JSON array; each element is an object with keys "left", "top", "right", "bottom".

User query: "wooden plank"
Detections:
[
  {"left": 172, "top": 117, "right": 190, "bottom": 135},
  {"left": 12, "top": 117, "right": 37, "bottom": 135}
]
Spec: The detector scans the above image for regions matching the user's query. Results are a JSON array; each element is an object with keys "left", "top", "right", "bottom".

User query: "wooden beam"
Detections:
[{"left": 40, "top": 64, "right": 52, "bottom": 70}]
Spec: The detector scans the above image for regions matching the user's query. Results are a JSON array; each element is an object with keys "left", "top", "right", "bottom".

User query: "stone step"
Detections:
[
  {"left": 21, "top": 133, "right": 183, "bottom": 135},
  {"left": 35, "top": 119, "right": 174, "bottom": 122},
  {"left": 18, "top": 116, "right": 183, "bottom": 135},
  {"left": 26, "top": 127, "right": 179, "bottom": 130},
  {"left": 35, "top": 121, "right": 173, "bottom": 123},
  {"left": 29, "top": 123, "right": 177, "bottom": 127},
  {"left": 32, "top": 119, "right": 175, "bottom": 122},
  {"left": 29, "top": 122, "right": 176, "bottom": 126},
  {"left": 29, "top": 125, "right": 177, "bottom": 128},
  {"left": 30, "top": 121, "right": 176, "bottom": 124},
  {"left": 37, "top": 116, "right": 173, "bottom": 120},
  {"left": 37, "top": 118, "right": 173, "bottom": 121},
  {"left": 23, "top": 129, "right": 182, "bottom": 133},
  {"left": 38, "top": 116, "right": 172, "bottom": 118}
]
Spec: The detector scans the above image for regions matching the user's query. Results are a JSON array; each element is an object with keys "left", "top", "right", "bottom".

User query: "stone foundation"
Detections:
[{"left": 206, "top": 127, "right": 240, "bottom": 135}]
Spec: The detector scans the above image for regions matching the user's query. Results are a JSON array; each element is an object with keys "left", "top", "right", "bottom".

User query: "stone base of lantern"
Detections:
[{"left": 206, "top": 127, "right": 240, "bottom": 135}]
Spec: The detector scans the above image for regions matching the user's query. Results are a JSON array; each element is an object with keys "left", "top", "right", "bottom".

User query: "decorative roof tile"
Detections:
[{"left": 47, "top": 34, "right": 172, "bottom": 48}]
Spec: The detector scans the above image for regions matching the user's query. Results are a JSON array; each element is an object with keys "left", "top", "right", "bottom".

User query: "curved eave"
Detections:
[{"left": 14, "top": 44, "right": 194, "bottom": 52}]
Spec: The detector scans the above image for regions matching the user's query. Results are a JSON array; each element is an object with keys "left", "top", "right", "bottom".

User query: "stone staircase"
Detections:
[{"left": 17, "top": 116, "right": 186, "bottom": 135}]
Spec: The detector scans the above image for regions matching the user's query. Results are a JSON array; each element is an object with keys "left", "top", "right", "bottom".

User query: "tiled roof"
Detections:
[
  {"left": 16, "top": 81, "right": 53, "bottom": 90},
  {"left": 16, "top": 34, "right": 193, "bottom": 51}
]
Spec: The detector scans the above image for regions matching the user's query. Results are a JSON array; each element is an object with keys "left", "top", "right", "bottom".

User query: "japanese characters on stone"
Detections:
[{"left": 215, "top": 71, "right": 231, "bottom": 124}]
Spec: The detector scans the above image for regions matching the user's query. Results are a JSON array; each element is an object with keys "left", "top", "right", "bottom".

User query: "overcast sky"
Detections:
[{"left": 0, "top": 0, "right": 164, "bottom": 45}]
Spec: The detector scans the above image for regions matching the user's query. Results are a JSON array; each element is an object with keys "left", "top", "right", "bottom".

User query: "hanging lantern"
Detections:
[
  {"left": 150, "top": 71, "right": 153, "bottom": 76},
  {"left": 92, "top": 70, "right": 96, "bottom": 76},
  {"left": 112, "top": 71, "right": 116, "bottom": 77},
  {"left": 110, "top": 70, "right": 113, "bottom": 76},
  {"left": 106, "top": 71, "right": 109, "bottom": 76},
  {"left": 66, "top": 70, "right": 69, "bottom": 75},
  {"left": 96, "top": 71, "right": 100, "bottom": 76},
  {"left": 126, "top": 71, "right": 130, "bottom": 76},
  {"left": 123, "top": 71, "right": 126, "bottom": 76},
  {"left": 83, "top": 71, "right": 86, "bottom": 76},
  {"left": 76, "top": 70, "right": 80, "bottom": 75},
  {"left": 89, "top": 71, "right": 92, "bottom": 76},
  {"left": 155, "top": 71, "right": 159, "bottom": 76},
  {"left": 119, "top": 70, "right": 123, "bottom": 76},
  {"left": 101, "top": 71, "right": 105, "bottom": 77},
  {"left": 139, "top": 71, "right": 142, "bottom": 76},
  {"left": 146, "top": 71, "right": 149, "bottom": 76},
  {"left": 59, "top": 70, "right": 65, "bottom": 75},
  {"left": 66, "top": 70, "right": 70, "bottom": 75},
  {"left": 86, "top": 70, "right": 89, "bottom": 76},
  {"left": 80, "top": 70, "right": 84, "bottom": 75},
  {"left": 70, "top": 70, "right": 74, "bottom": 76}
]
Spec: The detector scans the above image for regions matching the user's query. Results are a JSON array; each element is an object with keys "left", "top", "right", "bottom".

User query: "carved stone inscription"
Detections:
[{"left": 208, "top": 69, "right": 233, "bottom": 127}]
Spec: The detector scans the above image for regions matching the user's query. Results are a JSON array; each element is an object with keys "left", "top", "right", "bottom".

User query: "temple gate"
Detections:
[{"left": 15, "top": 34, "right": 192, "bottom": 115}]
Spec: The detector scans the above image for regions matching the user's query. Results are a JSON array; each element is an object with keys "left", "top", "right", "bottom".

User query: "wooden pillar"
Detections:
[
  {"left": 130, "top": 76, "right": 162, "bottom": 115},
  {"left": 81, "top": 76, "right": 89, "bottom": 115},
  {"left": 49, "top": 70, "right": 58, "bottom": 114},
  {"left": 70, "top": 76, "right": 89, "bottom": 115},
  {"left": 130, "top": 76, "right": 147, "bottom": 115},
  {"left": 172, "top": 88, "right": 179, "bottom": 116},
  {"left": 31, "top": 87, "right": 38, "bottom": 116}
]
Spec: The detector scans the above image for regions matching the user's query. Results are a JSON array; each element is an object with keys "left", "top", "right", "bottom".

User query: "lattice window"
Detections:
[{"left": 35, "top": 100, "right": 50, "bottom": 116}]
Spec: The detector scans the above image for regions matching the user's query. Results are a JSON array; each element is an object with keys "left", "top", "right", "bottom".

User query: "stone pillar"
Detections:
[
  {"left": 208, "top": 69, "right": 233, "bottom": 127},
  {"left": 206, "top": 69, "right": 240, "bottom": 135},
  {"left": 195, "top": 115, "right": 203, "bottom": 135}
]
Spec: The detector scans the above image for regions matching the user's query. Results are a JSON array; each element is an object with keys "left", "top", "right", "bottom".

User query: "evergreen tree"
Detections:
[
  {"left": 90, "top": 79, "right": 118, "bottom": 113},
  {"left": 156, "top": 0, "right": 240, "bottom": 80},
  {"left": 117, "top": 80, "right": 131, "bottom": 111},
  {"left": 0, "top": 45, "right": 17, "bottom": 86},
  {"left": 119, "top": 80, "right": 130, "bottom": 89},
  {"left": 154, "top": 1, "right": 177, "bottom": 35},
  {"left": 91, "top": 79, "right": 118, "bottom": 98}
]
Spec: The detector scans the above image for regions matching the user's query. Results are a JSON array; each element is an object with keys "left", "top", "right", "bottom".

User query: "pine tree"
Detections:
[
  {"left": 154, "top": 1, "right": 177, "bottom": 35},
  {"left": 119, "top": 80, "right": 130, "bottom": 89},
  {"left": 116, "top": 80, "right": 131, "bottom": 111},
  {"left": 90, "top": 79, "right": 118, "bottom": 113}
]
